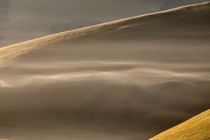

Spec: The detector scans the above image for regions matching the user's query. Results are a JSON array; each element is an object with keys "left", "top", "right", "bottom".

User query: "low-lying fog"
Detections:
[{"left": 0, "top": 39, "right": 209, "bottom": 140}]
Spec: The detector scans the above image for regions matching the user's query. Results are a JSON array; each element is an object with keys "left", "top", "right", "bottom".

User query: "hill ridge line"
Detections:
[
  {"left": 0, "top": 1, "right": 209, "bottom": 65},
  {"left": 0, "top": 1, "right": 209, "bottom": 49}
]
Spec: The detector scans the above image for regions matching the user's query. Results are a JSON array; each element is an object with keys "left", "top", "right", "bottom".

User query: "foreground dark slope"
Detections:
[{"left": 0, "top": 2, "right": 209, "bottom": 140}]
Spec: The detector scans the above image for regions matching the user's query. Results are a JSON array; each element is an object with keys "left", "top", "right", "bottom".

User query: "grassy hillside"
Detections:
[{"left": 150, "top": 109, "right": 210, "bottom": 140}]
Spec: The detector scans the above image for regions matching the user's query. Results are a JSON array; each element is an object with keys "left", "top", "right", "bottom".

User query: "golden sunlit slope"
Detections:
[
  {"left": 0, "top": 2, "right": 209, "bottom": 64},
  {"left": 150, "top": 109, "right": 210, "bottom": 140}
]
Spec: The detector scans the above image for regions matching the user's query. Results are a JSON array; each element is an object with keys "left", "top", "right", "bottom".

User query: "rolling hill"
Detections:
[
  {"left": 0, "top": 2, "right": 209, "bottom": 64},
  {"left": 0, "top": 2, "right": 209, "bottom": 140}
]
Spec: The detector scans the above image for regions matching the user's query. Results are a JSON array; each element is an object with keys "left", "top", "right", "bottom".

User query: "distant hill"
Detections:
[
  {"left": 150, "top": 110, "right": 210, "bottom": 140},
  {"left": 0, "top": 2, "right": 210, "bottom": 64}
]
